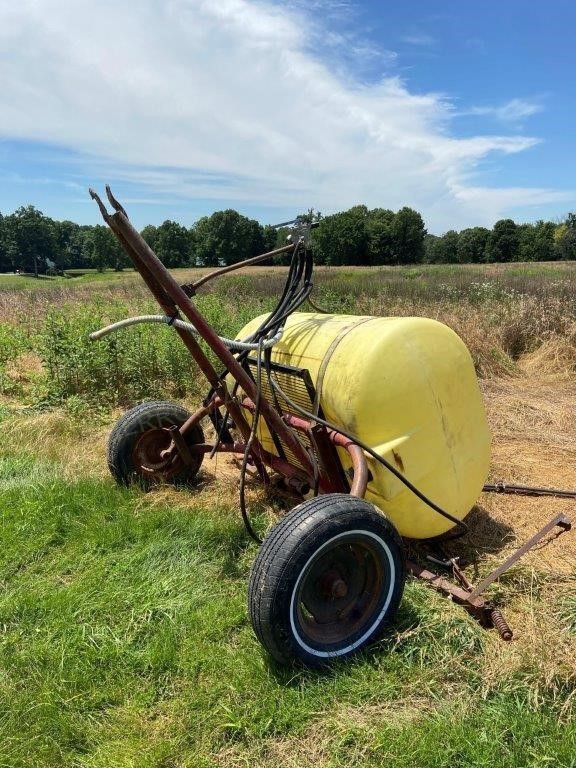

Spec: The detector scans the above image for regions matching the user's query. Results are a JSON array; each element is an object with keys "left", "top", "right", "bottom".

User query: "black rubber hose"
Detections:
[
  {"left": 239, "top": 339, "right": 265, "bottom": 544},
  {"left": 209, "top": 242, "right": 312, "bottom": 389},
  {"left": 202, "top": 241, "right": 307, "bottom": 412}
]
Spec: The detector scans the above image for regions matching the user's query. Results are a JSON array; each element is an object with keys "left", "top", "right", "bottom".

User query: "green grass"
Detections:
[
  {"left": 0, "top": 269, "right": 143, "bottom": 291},
  {"left": 1, "top": 264, "right": 576, "bottom": 765},
  {"left": 0, "top": 444, "right": 574, "bottom": 767}
]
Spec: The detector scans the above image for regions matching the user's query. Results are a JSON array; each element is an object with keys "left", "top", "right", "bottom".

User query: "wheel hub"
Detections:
[
  {"left": 296, "top": 537, "right": 385, "bottom": 646},
  {"left": 320, "top": 569, "right": 349, "bottom": 600},
  {"left": 132, "top": 427, "right": 183, "bottom": 478}
]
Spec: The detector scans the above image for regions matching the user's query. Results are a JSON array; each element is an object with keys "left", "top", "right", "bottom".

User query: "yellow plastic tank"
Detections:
[{"left": 236, "top": 312, "right": 491, "bottom": 539}]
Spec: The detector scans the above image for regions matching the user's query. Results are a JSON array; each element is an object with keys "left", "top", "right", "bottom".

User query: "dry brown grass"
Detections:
[
  {"left": 521, "top": 332, "right": 576, "bottom": 378},
  {"left": 1, "top": 409, "right": 112, "bottom": 480},
  {"left": 213, "top": 693, "right": 450, "bottom": 768},
  {"left": 479, "top": 377, "right": 576, "bottom": 571}
]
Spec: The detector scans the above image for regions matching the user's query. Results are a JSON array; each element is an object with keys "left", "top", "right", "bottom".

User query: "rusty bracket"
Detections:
[
  {"left": 468, "top": 512, "right": 571, "bottom": 599},
  {"left": 405, "top": 559, "right": 509, "bottom": 635},
  {"left": 408, "top": 511, "right": 571, "bottom": 641},
  {"left": 166, "top": 425, "right": 195, "bottom": 467}
]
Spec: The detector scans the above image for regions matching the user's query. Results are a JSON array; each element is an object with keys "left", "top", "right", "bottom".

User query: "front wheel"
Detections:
[{"left": 248, "top": 494, "right": 405, "bottom": 667}]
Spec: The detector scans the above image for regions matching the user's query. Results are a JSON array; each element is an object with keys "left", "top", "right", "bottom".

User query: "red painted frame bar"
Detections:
[
  {"left": 177, "top": 393, "right": 367, "bottom": 497},
  {"left": 91, "top": 192, "right": 316, "bottom": 481}
]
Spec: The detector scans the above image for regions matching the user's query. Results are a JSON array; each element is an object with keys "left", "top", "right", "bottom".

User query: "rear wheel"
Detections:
[
  {"left": 108, "top": 400, "right": 204, "bottom": 488},
  {"left": 248, "top": 494, "right": 405, "bottom": 667}
]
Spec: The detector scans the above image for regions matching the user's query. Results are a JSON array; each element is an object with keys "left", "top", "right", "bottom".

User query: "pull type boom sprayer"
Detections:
[{"left": 88, "top": 186, "right": 571, "bottom": 667}]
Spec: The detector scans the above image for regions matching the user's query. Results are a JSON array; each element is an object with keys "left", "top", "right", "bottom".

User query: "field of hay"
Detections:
[{"left": 0, "top": 262, "right": 575, "bottom": 767}]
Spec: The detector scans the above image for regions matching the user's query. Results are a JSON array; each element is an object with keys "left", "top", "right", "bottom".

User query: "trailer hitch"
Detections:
[{"left": 407, "top": 511, "right": 571, "bottom": 640}]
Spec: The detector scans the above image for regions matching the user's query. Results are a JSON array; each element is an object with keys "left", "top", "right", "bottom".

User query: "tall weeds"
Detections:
[{"left": 2, "top": 263, "right": 576, "bottom": 406}]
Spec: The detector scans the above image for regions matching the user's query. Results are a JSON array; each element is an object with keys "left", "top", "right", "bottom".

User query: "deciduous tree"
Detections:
[
  {"left": 194, "top": 210, "right": 264, "bottom": 266},
  {"left": 485, "top": 219, "right": 519, "bottom": 263},
  {"left": 7, "top": 206, "right": 57, "bottom": 276},
  {"left": 312, "top": 207, "right": 369, "bottom": 266},
  {"left": 390, "top": 207, "right": 426, "bottom": 264},
  {"left": 457, "top": 227, "right": 490, "bottom": 263},
  {"left": 154, "top": 220, "right": 194, "bottom": 268}
]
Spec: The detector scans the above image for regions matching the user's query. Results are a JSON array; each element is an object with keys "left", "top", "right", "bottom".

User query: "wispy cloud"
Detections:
[
  {"left": 0, "top": 0, "right": 566, "bottom": 229},
  {"left": 402, "top": 33, "right": 436, "bottom": 46},
  {"left": 468, "top": 98, "right": 544, "bottom": 122},
  {"left": 451, "top": 183, "right": 572, "bottom": 223}
]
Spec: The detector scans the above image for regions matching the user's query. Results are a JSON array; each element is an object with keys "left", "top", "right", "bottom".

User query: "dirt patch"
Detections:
[
  {"left": 213, "top": 696, "right": 445, "bottom": 768},
  {"left": 5, "top": 352, "right": 44, "bottom": 382}
]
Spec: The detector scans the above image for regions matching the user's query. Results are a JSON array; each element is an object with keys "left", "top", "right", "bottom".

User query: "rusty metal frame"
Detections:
[
  {"left": 177, "top": 394, "right": 367, "bottom": 496},
  {"left": 407, "top": 511, "right": 571, "bottom": 639},
  {"left": 468, "top": 512, "right": 571, "bottom": 599},
  {"left": 90, "top": 186, "right": 317, "bottom": 483}
]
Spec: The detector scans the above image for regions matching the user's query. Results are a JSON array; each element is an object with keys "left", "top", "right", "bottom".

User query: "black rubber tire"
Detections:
[
  {"left": 107, "top": 400, "right": 204, "bottom": 488},
  {"left": 248, "top": 494, "right": 405, "bottom": 667}
]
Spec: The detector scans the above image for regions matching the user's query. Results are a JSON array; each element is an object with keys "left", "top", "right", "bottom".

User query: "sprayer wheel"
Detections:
[
  {"left": 107, "top": 400, "right": 204, "bottom": 488},
  {"left": 248, "top": 494, "right": 405, "bottom": 667}
]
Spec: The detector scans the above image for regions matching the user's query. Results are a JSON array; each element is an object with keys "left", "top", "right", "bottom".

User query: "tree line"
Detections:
[{"left": 1, "top": 203, "right": 575, "bottom": 275}]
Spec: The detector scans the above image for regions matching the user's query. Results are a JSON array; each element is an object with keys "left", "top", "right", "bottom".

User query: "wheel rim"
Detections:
[
  {"left": 132, "top": 427, "right": 195, "bottom": 480},
  {"left": 290, "top": 530, "right": 395, "bottom": 656}
]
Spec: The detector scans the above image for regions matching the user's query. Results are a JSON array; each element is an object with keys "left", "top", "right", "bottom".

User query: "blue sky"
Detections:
[{"left": 0, "top": 0, "right": 574, "bottom": 233}]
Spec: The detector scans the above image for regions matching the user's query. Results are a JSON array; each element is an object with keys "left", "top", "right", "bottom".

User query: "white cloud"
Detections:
[
  {"left": 469, "top": 98, "right": 544, "bottom": 122},
  {"left": 402, "top": 33, "right": 436, "bottom": 46},
  {"left": 450, "top": 183, "right": 572, "bottom": 222},
  {"left": 0, "top": 0, "right": 569, "bottom": 229}
]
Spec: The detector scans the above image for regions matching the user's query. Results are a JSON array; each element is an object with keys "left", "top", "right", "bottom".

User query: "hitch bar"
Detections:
[{"left": 407, "top": 511, "right": 571, "bottom": 640}]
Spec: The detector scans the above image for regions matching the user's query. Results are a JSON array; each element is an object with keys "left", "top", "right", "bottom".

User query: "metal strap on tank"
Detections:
[{"left": 312, "top": 316, "right": 376, "bottom": 416}]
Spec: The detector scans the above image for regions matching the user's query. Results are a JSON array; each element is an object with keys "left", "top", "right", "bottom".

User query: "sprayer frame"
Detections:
[
  {"left": 90, "top": 187, "right": 571, "bottom": 644},
  {"left": 90, "top": 188, "right": 362, "bottom": 498}
]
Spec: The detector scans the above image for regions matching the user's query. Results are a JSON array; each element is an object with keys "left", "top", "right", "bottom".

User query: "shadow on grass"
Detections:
[
  {"left": 425, "top": 504, "right": 515, "bottom": 561},
  {"left": 449, "top": 504, "right": 516, "bottom": 572},
  {"left": 404, "top": 504, "right": 516, "bottom": 587}
]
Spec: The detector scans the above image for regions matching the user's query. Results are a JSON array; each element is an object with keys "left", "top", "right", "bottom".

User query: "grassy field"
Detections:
[
  {"left": 0, "top": 263, "right": 575, "bottom": 767},
  {"left": 0, "top": 269, "right": 136, "bottom": 291}
]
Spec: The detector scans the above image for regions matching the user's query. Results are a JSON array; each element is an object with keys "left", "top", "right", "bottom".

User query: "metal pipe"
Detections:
[
  {"left": 278, "top": 411, "right": 369, "bottom": 497},
  {"left": 328, "top": 432, "right": 368, "bottom": 498},
  {"left": 187, "top": 244, "right": 295, "bottom": 293},
  {"left": 178, "top": 397, "right": 224, "bottom": 440},
  {"left": 483, "top": 482, "right": 576, "bottom": 499}
]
